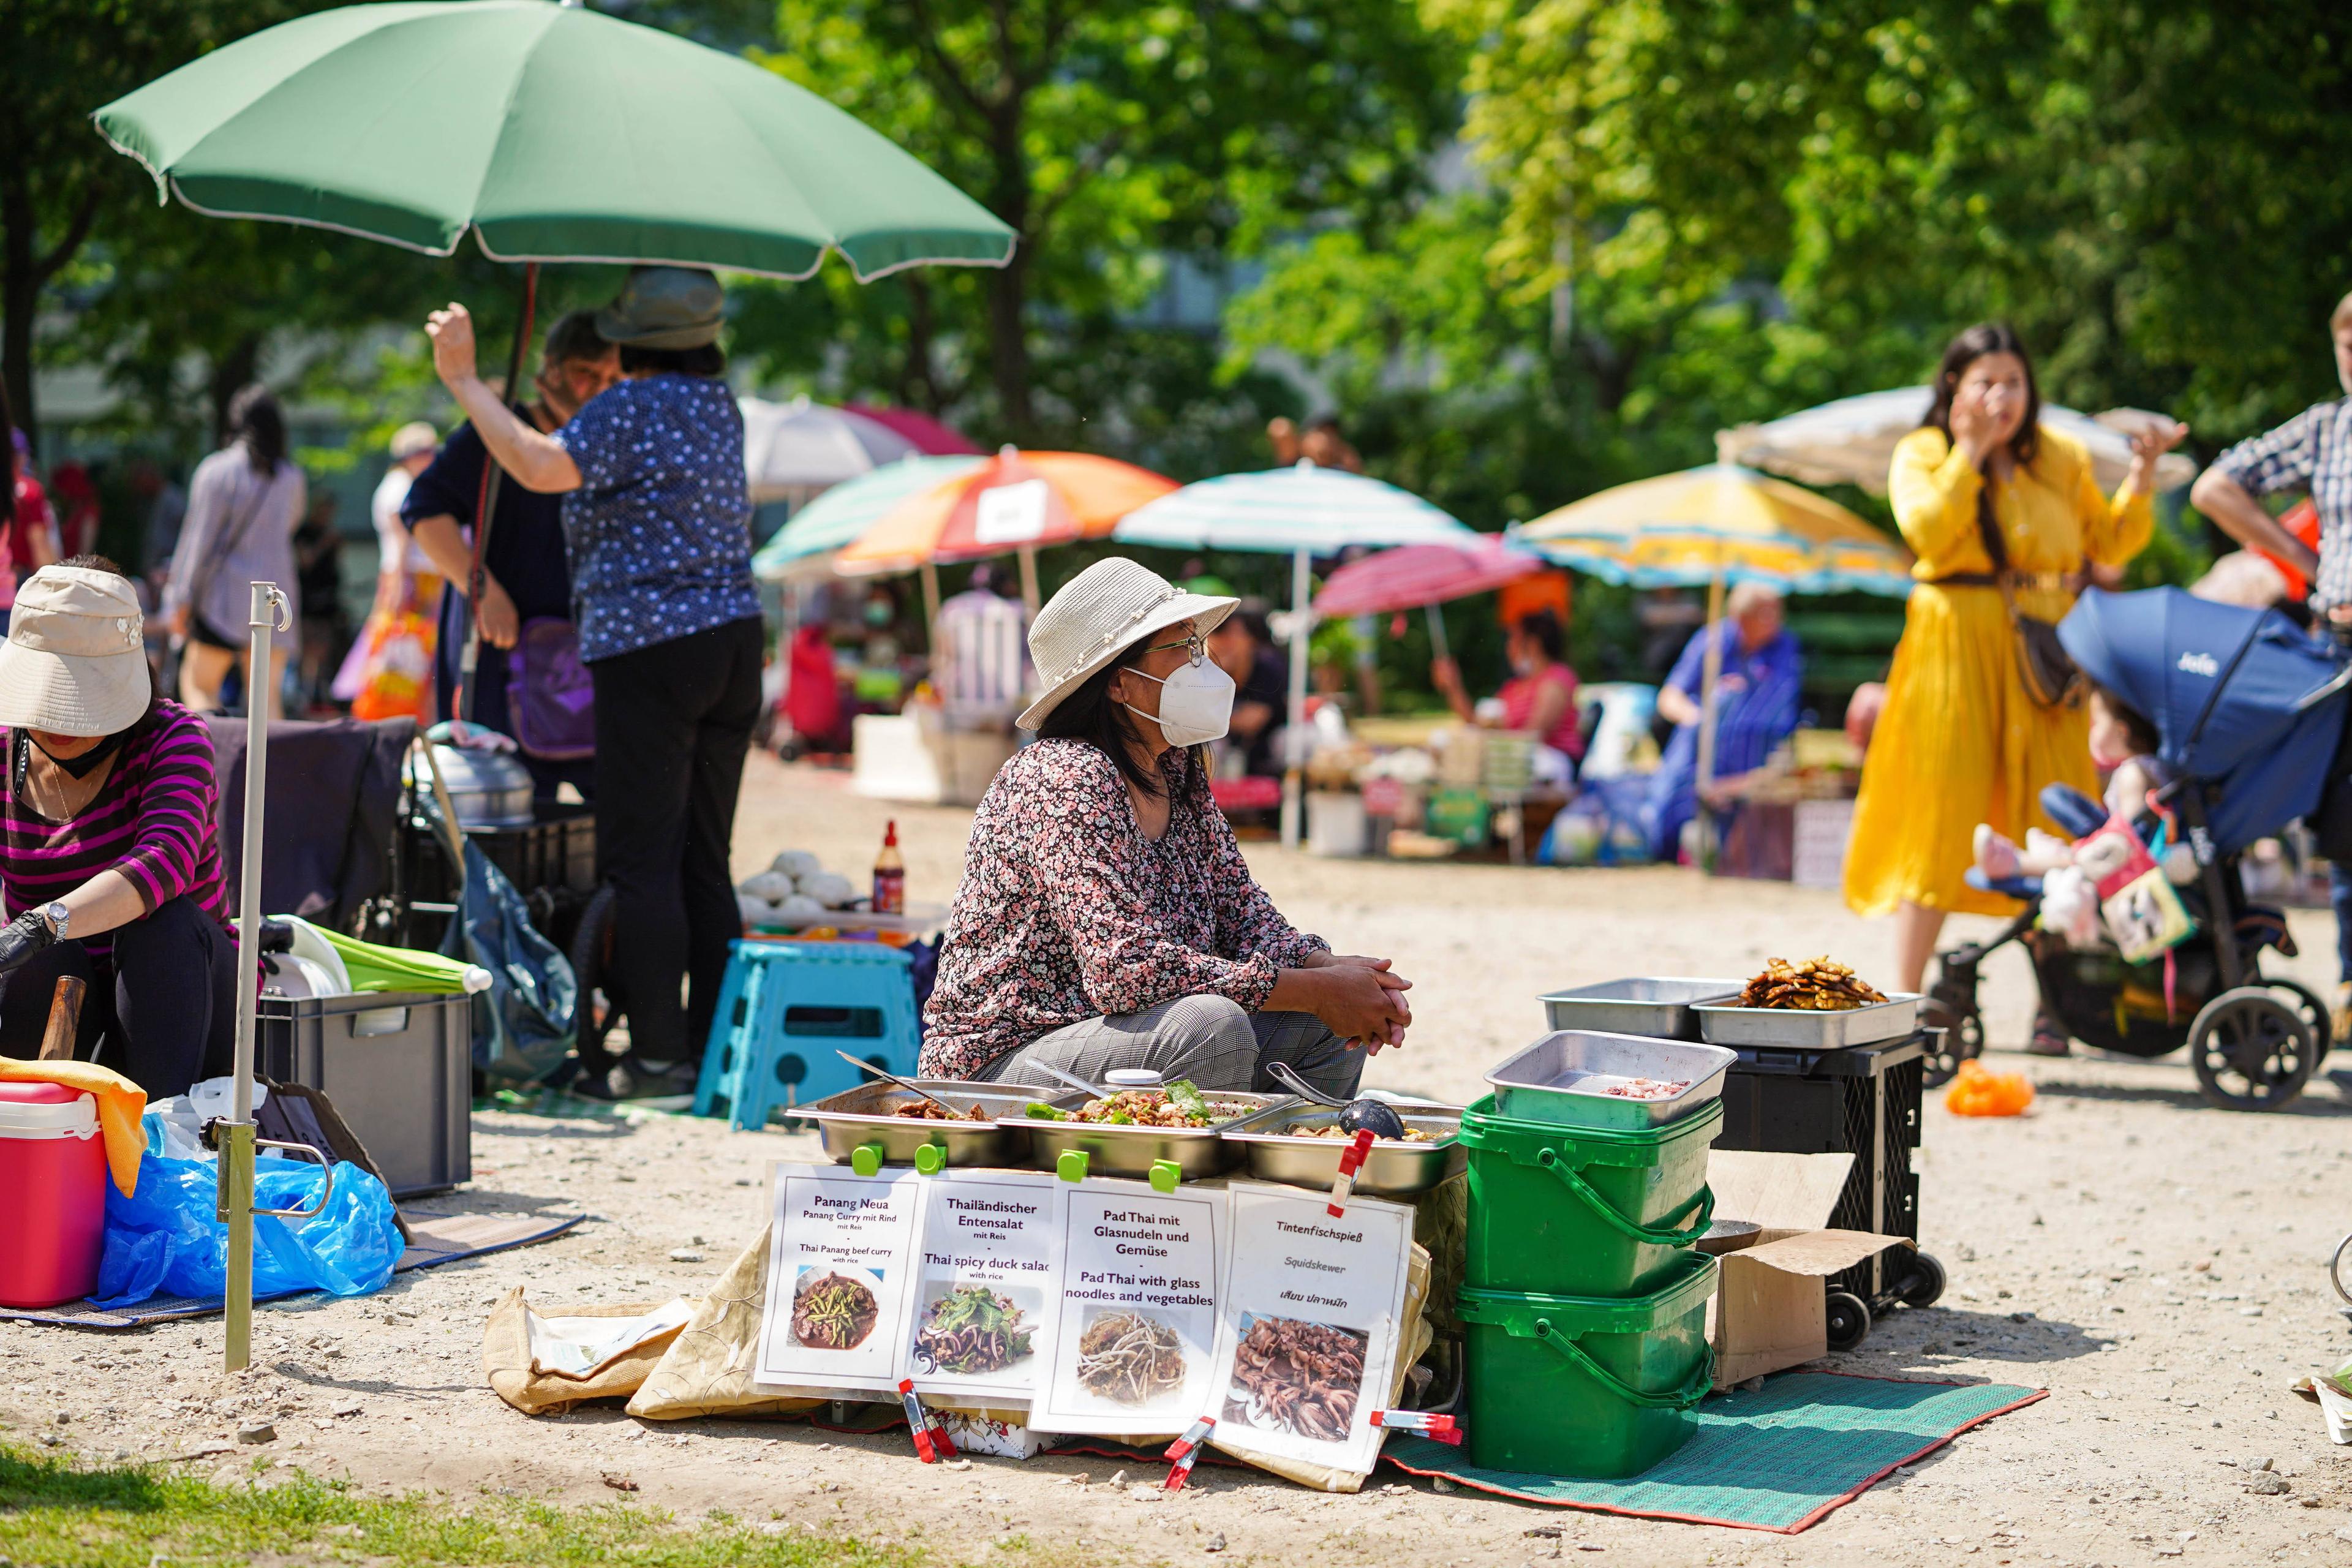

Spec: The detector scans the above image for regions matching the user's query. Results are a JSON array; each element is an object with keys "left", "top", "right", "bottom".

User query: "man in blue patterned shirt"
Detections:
[
  {"left": 428, "top": 267, "right": 763, "bottom": 1096},
  {"left": 2193, "top": 288, "right": 2352, "bottom": 1038}
]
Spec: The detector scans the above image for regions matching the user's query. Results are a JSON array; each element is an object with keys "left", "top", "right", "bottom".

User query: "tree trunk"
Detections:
[
  {"left": 209, "top": 334, "right": 262, "bottom": 448},
  {"left": 986, "top": 247, "right": 1033, "bottom": 437},
  {"left": 1, "top": 176, "right": 39, "bottom": 459}
]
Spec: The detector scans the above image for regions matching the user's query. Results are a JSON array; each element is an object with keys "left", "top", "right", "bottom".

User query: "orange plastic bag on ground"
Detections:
[{"left": 1945, "top": 1058, "right": 2034, "bottom": 1116}]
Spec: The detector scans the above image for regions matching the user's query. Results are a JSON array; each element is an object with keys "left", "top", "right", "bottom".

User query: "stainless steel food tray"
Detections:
[
  {"left": 1485, "top": 1030, "right": 1737, "bottom": 1128},
  {"left": 1692, "top": 992, "right": 1922, "bottom": 1049},
  {"left": 797, "top": 1080, "right": 1085, "bottom": 1167},
  {"left": 1009, "top": 1090, "right": 1295, "bottom": 1180},
  {"left": 1221, "top": 1104, "right": 1465, "bottom": 1196},
  {"left": 1537, "top": 977, "right": 1743, "bottom": 1041}
]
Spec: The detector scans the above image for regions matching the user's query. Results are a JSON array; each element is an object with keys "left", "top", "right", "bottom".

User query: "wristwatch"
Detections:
[{"left": 42, "top": 902, "right": 68, "bottom": 943}]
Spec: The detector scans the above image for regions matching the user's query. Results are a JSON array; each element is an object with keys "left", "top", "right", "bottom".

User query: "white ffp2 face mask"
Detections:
[{"left": 1124, "top": 658, "right": 1237, "bottom": 747}]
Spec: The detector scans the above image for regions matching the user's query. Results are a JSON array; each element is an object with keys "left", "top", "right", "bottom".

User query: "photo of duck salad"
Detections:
[{"left": 911, "top": 1284, "right": 1035, "bottom": 1376}]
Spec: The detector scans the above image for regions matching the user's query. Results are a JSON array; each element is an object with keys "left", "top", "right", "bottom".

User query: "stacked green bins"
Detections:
[{"left": 1455, "top": 1094, "right": 1722, "bottom": 1476}]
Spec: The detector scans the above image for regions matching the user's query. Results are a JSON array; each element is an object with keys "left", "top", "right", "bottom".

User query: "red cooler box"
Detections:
[{"left": 0, "top": 1080, "right": 108, "bottom": 1308}]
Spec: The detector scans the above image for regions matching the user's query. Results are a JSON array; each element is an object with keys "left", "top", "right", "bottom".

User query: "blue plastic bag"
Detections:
[{"left": 92, "top": 1139, "right": 403, "bottom": 1310}]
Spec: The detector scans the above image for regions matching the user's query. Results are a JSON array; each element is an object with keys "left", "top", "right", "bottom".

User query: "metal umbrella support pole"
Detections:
[
  {"left": 221, "top": 581, "right": 291, "bottom": 1373},
  {"left": 1281, "top": 546, "right": 1311, "bottom": 850},
  {"left": 457, "top": 262, "right": 541, "bottom": 727}
]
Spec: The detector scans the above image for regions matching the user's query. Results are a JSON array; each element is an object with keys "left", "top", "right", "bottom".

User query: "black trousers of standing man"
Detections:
[{"left": 589, "top": 615, "right": 764, "bottom": 1065}]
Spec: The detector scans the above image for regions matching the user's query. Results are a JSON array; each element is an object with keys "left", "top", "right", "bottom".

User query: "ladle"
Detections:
[{"left": 1264, "top": 1061, "right": 1409, "bottom": 1139}]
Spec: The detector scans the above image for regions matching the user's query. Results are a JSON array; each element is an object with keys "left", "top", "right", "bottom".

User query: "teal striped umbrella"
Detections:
[{"left": 752, "top": 454, "right": 984, "bottom": 579}]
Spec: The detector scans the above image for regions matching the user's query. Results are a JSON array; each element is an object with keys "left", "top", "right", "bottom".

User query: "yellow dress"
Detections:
[{"left": 1843, "top": 426, "right": 2154, "bottom": 918}]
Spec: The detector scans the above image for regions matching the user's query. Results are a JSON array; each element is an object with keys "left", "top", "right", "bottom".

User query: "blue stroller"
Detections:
[{"left": 1923, "top": 588, "right": 2352, "bottom": 1111}]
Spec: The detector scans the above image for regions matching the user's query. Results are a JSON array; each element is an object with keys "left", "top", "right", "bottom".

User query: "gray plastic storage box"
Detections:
[{"left": 258, "top": 991, "right": 472, "bottom": 1197}]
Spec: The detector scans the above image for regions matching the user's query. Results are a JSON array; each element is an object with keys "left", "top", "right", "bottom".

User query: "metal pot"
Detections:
[{"left": 407, "top": 743, "right": 535, "bottom": 828}]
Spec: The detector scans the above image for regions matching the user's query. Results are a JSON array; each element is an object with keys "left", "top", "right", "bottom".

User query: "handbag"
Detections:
[
  {"left": 505, "top": 617, "right": 596, "bottom": 760},
  {"left": 1942, "top": 481, "right": 2086, "bottom": 709}
]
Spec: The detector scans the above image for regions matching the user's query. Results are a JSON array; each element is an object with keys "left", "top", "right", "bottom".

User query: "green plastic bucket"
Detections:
[
  {"left": 1458, "top": 1093, "right": 1721, "bottom": 1297},
  {"left": 1458, "top": 1253, "right": 1718, "bottom": 1478}
]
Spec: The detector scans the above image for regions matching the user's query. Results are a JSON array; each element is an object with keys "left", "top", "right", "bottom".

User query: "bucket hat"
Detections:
[
  {"left": 595, "top": 266, "right": 725, "bottom": 350},
  {"left": 1017, "top": 557, "right": 1238, "bottom": 732},
  {"left": 0, "top": 566, "right": 151, "bottom": 736}
]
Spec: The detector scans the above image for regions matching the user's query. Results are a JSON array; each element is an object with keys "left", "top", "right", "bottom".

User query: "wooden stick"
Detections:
[{"left": 37, "top": 976, "right": 86, "bottom": 1061}]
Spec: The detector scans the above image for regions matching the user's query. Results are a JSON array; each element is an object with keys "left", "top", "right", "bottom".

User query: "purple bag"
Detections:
[{"left": 505, "top": 617, "right": 597, "bottom": 760}]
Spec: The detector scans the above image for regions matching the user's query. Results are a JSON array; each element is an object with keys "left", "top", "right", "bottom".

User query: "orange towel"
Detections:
[{"left": 0, "top": 1058, "right": 147, "bottom": 1196}]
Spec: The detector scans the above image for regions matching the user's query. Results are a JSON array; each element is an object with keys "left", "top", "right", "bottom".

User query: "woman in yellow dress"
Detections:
[{"left": 1845, "top": 323, "right": 2186, "bottom": 1022}]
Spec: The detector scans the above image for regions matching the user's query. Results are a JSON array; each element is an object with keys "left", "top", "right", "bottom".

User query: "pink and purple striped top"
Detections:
[{"left": 1, "top": 699, "right": 229, "bottom": 964}]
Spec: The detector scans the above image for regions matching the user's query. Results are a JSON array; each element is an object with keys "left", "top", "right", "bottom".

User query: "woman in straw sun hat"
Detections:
[
  {"left": 921, "top": 557, "right": 1413, "bottom": 1091},
  {"left": 0, "top": 558, "right": 238, "bottom": 1096}
]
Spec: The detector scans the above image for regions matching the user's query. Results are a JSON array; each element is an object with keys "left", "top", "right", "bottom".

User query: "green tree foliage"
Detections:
[{"left": 737, "top": 0, "right": 1460, "bottom": 456}]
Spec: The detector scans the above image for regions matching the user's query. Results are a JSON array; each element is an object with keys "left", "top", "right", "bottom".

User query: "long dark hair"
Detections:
[
  {"left": 1037, "top": 635, "right": 1201, "bottom": 801},
  {"left": 1921, "top": 322, "right": 2040, "bottom": 470},
  {"left": 225, "top": 383, "right": 287, "bottom": 476}
]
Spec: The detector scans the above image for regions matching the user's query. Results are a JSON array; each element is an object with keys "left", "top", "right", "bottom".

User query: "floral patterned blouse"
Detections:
[{"left": 919, "top": 739, "right": 1329, "bottom": 1079}]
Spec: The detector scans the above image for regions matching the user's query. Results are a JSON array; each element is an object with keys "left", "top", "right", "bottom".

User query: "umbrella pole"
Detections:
[
  {"left": 458, "top": 262, "right": 540, "bottom": 729},
  {"left": 1695, "top": 557, "right": 1726, "bottom": 869},
  {"left": 1282, "top": 548, "right": 1310, "bottom": 850},
  {"left": 1017, "top": 545, "right": 1042, "bottom": 616},
  {"left": 920, "top": 562, "right": 943, "bottom": 652},
  {"left": 1425, "top": 601, "right": 1450, "bottom": 663},
  {"left": 222, "top": 581, "right": 289, "bottom": 1373}
]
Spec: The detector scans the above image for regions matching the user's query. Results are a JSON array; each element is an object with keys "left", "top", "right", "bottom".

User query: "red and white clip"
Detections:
[
  {"left": 1163, "top": 1415, "right": 1216, "bottom": 1489},
  {"left": 897, "top": 1379, "right": 959, "bottom": 1463},
  {"left": 1325, "top": 1127, "right": 1376, "bottom": 1216},
  {"left": 1369, "top": 1410, "right": 1462, "bottom": 1446}
]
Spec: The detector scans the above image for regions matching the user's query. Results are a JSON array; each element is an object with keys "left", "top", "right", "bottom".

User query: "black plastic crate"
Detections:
[
  {"left": 1715, "top": 1031, "right": 1926, "bottom": 1305},
  {"left": 258, "top": 990, "right": 473, "bottom": 1197},
  {"left": 396, "top": 806, "right": 597, "bottom": 949}
]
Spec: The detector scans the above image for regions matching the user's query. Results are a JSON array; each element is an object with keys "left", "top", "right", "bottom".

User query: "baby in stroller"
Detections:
[{"left": 1924, "top": 586, "right": 2350, "bottom": 1110}]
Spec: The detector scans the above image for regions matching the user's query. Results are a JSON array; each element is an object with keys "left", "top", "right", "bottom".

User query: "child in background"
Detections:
[{"left": 1973, "top": 684, "right": 2169, "bottom": 880}]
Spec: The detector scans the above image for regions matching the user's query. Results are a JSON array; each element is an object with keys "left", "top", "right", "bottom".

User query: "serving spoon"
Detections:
[
  {"left": 838, "top": 1052, "right": 976, "bottom": 1120},
  {"left": 1264, "top": 1061, "right": 1409, "bottom": 1139}
]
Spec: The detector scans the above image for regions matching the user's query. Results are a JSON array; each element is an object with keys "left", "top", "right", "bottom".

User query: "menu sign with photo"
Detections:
[
  {"left": 1206, "top": 1182, "right": 1414, "bottom": 1474},
  {"left": 755, "top": 1163, "right": 925, "bottom": 1392},
  {"left": 903, "top": 1170, "right": 1065, "bottom": 1403},
  {"left": 1028, "top": 1181, "right": 1227, "bottom": 1435}
]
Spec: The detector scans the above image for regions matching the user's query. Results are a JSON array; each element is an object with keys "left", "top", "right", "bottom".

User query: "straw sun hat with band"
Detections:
[
  {"left": 1018, "top": 558, "right": 1238, "bottom": 733},
  {"left": 0, "top": 567, "right": 151, "bottom": 739}
]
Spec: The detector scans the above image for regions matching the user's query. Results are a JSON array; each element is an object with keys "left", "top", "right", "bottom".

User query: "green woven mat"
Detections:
[{"left": 1384, "top": 1371, "right": 2043, "bottom": 1533}]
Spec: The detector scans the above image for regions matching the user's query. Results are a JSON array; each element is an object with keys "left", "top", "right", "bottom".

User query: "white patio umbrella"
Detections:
[
  {"left": 740, "top": 396, "right": 922, "bottom": 504},
  {"left": 1716, "top": 387, "right": 2200, "bottom": 497},
  {"left": 1113, "top": 460, "right": 1477, "bottom": 846}
]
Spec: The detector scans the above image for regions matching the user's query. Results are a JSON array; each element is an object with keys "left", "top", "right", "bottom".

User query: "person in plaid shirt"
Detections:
[{"left": 2193, "top": 287, "right": 2352, "bottom": 1035}]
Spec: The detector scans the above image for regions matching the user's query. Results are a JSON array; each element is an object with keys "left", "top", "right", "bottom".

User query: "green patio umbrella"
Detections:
[
  {"left": 91, "top": 0, "right": 1011, "bottom": 1380},
  {"left": 92, "top": 0, "right": 1015, "bottom": 279}
]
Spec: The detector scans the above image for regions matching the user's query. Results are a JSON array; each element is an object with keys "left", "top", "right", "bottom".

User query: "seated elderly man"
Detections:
[{"left": 1643, "top": 582, "right": 1804, "bottom": 862}]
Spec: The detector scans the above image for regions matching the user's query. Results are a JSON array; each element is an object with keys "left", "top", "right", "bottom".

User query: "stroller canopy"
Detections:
[{"left": 2058, "top": 587, "right": 2348, "bottom": 856}]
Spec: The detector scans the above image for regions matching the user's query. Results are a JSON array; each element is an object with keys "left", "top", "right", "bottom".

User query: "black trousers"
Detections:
[
  {"left": 590, "top": 616, "right": 763, "bottom": 1062},
  {"left": 0, "top": 895, "right": 238, "bottom": 1098}
]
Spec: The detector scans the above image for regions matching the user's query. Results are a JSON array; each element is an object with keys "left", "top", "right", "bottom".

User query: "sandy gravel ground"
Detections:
[{"left": 10, "top": 752, "right": 2352, "bottom": 1567}]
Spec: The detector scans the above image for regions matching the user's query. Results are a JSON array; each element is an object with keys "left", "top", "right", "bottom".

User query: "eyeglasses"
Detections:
[{"left": 1147, "top": 631, "right": 1207, "bottom": 666}]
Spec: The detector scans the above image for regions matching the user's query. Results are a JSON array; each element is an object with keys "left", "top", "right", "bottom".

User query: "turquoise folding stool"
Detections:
[{"left": 693, "top": 941, "right": 921, "bottom": 1131}]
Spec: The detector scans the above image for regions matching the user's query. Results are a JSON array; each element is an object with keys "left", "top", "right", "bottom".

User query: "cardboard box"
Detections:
[{"left": 1703, "top": 1149, "right": 1912, "bottom": 1388}]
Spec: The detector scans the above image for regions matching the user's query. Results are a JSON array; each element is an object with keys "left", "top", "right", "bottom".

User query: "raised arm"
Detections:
[{"left": 426, "top": 305, "right": 580, "bottom": 495}]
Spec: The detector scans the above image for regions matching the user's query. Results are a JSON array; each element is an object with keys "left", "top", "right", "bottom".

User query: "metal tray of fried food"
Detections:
[
  {"left": 1010, "top": 1090, "right": 1295, "bottom": 1180},
  {"left": 796, "top": 1080, "right": 1087, "bottom": 1167},
  {"left": 1537, "top": 978, "right": 1744, "bottom": 1041},
  {"left": 1220, "top": 1104, "right": 1466, "bottom": 1196},
  {"left": 1693, "top": 993, "right": 1922, "bottom": 1049}
]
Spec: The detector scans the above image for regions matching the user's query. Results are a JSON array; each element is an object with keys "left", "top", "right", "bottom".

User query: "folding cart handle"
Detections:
[
  {"left": 1529, "top": 1318, "right": 1716, "bottom": 1410},
  {"left": 1532, "top": 1147, "right": 1715, "bottom": 1245},
  {"left": 253, "top": 1138, "right": 337, "bottom": 1220}
]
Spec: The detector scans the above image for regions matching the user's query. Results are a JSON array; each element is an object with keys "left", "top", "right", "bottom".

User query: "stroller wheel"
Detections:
[
  {"left": 1917, "top": 998, "right": 1983, "bottom": 1089},
  {"left": 2189, "top": 987, "right": 2316, "bottom": 1112},
  {"left": 2264, "top": 977, "right": 2332, "bottom": 1063},
  {"left": 1824, "top": 1291, "right": 1872, "bottom": 1353},
  {"left": 2331, "top": 1232, "right": 2352, "bottom": 1308}
]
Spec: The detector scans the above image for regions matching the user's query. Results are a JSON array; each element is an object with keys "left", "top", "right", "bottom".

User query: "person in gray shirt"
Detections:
[{"left": 162, "top": 385, "right": 305, "bottom": 718}]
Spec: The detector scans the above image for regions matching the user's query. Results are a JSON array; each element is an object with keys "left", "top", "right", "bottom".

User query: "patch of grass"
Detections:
[{"left": 0, "top": 1442, "right": 925, "bottom": 1568}]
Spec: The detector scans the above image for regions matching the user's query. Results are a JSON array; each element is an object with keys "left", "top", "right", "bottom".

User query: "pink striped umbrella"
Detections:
[
  {"left": 1311, "top": 536, "right": 1544, "bottom": 617},
  {"left": 842, "top": 403, "right": 981, "bottom": 456}
]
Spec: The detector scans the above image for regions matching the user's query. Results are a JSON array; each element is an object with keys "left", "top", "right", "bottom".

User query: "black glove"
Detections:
[{"left": 0, "top": 909, "right": 57, "bottom": 976}]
